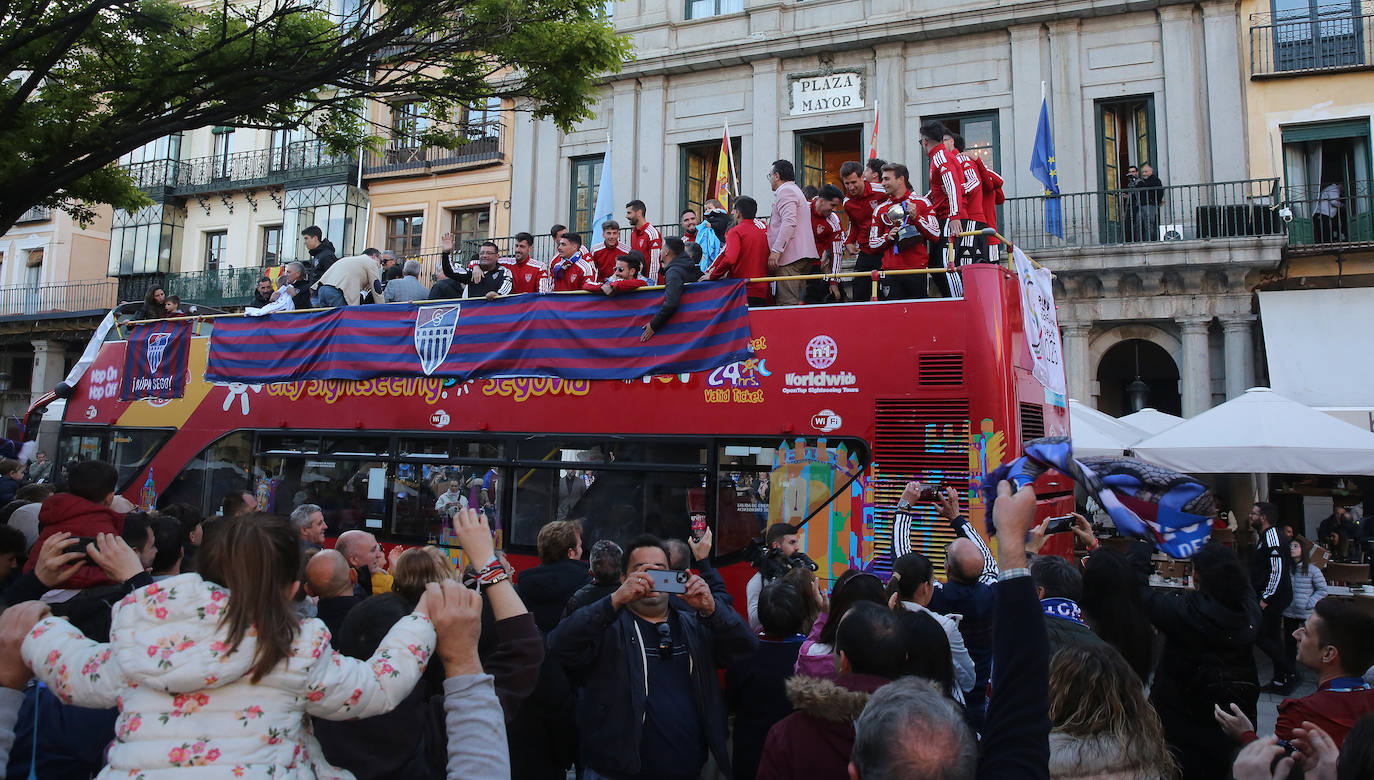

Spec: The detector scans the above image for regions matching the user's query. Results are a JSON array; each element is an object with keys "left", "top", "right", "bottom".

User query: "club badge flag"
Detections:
[
  {"left": 981, "top": 437, "right": 1216, "bottom": 559},
  {"left": 714, "top": 128, "right": 732, "bottom": 211},
  {"left": 121, "top": 319, "right": 192, "bottom": 401},
  {"left": 206, "top": 280, "right": 754, "bottom": 384},
  {"left": 1012, "top": 246, "right": 1066, "bottom": 407}
]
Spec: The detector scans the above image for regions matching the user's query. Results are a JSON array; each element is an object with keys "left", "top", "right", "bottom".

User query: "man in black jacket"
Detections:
[
  {"left": 302, "top": 225, "right": 338, "bottom": 287},
  {"left": 1251, "top": 501, "right": 1295, "bottom": 692},
  {"left": 515, "top": 519, "right": 586, "bottom": 635},
  {"left": 550, "top": 534, "right": 758, "bottom": 780},
  {"left": 641, "top": 237, "right": 696, "bottom": 341},
  {"left": 304, "top": 549, "right": 362, "bottom": 640},
  {"left": 562, "top": 539, "right": 623, "bottom": 620},
  {"left": 279, "top": 261, "right": 314, "bottom": 310}
]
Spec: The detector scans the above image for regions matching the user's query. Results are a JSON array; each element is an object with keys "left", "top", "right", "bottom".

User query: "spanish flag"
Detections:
[{"left": 714, "top": 126, "right": 731, "bottom": 211}]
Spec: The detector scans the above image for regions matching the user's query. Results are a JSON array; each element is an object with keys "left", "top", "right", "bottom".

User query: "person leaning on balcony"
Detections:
[
  {"left": 316, "top": 248, "right": 382, "bottom": 307},
  {"left": 1314, "top": 180, "right": 1345, "bottom": 242},
  {"left": 383, "top": 259, "right": 430, "bottom": 303},
  {"left": 1132, "top": 164, "right": 1164, "bottom": 241}
]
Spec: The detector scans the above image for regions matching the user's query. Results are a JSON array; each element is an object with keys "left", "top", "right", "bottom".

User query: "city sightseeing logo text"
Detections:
[{"left": 784, "top": 335, "right": 859, "bottom": 395}]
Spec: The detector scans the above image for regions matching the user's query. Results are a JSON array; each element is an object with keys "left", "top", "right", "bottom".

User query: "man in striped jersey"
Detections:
[
  {"left": 626, "top": 200, "right": 664, "bottom": 284},
  {"left": 1250, "top": 501, "right": 1295, "bottom": 693}
]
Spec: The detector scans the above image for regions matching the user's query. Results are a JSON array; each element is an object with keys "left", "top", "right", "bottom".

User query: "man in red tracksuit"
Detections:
[
  {"left": 921, "top": 121, "right": 966, "bottom": 295},
  {"left": 944, "top": 131, "right": 994, "bottom": 264},
  {"left": 508, "top": 232, "right": 547, "bottom": 294},
  {"left": 585, "top": 249, "right": 649, "bottom": 296},
  {"left": 867, "top": 162, "right": 941, "bottom": 300},
  {"left": 809, "top": 184, "right": 845, "bottom": 303},
  {"left": 626, "top": 200, "right": 664, "bottom": 284},
  {"left": 589, "top": 220, "right": 630, "bottom": 280},
  {"left": 550, "top": 232, "right": 598, "bottom": 292},
  {"left": 841, "top": 159, "right": 888, "bottom": 302},
  {"left": 705, "top": 195, "right": 772, "bottom": 305}
]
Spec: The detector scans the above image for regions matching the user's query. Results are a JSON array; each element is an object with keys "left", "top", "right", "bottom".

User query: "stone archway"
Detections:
[{"left": 1089, "top": 325, "right": 1184, "bottom": 416}]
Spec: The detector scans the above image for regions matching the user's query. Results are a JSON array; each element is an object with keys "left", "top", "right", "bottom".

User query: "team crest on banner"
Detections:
[
  {"left": 414, "top": 305, "right": 461, "bottom": 376},
  {"left": 1012, "top": 246, "right": 1066, "bottom": 407},
  {"left": 121, "top": 320, "right": 192, "bottom": 401}
]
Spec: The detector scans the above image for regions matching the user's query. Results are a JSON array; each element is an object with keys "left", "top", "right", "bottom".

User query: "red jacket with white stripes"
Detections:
[
  {"left": 810, "top": 200, "right": 844, "bottom": 274},
  {"left": 589, "top": 241, "right": 629, "bottom": 281},
  {"left": 630, "top": 223, "right": 663, "bottom": 283},
  {"left": 955, "top": 152, "right": 987, "bottom": 225},
  {"left": 867, "top": 190, "right": 941, "bottom": 270},
  {"left": 551, "top": 251, "right": 598, "bottom": 292},
  {"left": 926, "top": 145, "right": 965, "bottom": 222},
  {"left": 506, "top": 258, "right": 547, "bottom": 295},
  {"left": 974, "top": 159, "right": 1006, "bottom": 242},
  {"left": 583, "top": 277, "right": 648, "bottom": 294},
  {"left": 843, "top": 181, "right": 886, "bottom": 250},
  {"left": 707, "top": 218, "right": 772, "bottom": 301}
]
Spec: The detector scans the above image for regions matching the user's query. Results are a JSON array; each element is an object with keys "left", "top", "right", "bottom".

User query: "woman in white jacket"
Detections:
[
  {"left": 19, "top": 513, "right": 437, "bottom": 779},
  {"left": 1283, "top": 537, "right": 1330, "bottom": 684}
]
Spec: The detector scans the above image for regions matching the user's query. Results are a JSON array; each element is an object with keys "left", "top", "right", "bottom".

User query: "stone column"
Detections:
[
  {"left": 610, "top": 80, "right": 640, "bottom": 218},
  {"left": 1061, "top": 322, "right": 1092, "bottom": 404},
  {"left": 30, "top": 340, "right": 66, "bottom": 404},
  {"left": 1159, "top": 5, "right": 1208, "bottom": 185},
  {"left": 1179, "top": 316, "right": 1213, "bottom": 417},
  {"left": 1008, "top": 24, "right": 1046, "bottom": 195},
  {"left": 1221, "top": 314, "right": 1256, "bottom": 399},
  {"left": 1047, "top": 20, "right": 1087, "bottom": 194},
  {"left": 1202, "top": 2, "right": 1247, "bottom": 182},
  {"left": 750, "top": 59, "right": 782, "bottom": 214},
  {"left": 872, "top": 43, "right": 907, "bottom": 167}
]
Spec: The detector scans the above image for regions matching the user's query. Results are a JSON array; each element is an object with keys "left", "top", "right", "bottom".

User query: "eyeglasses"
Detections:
[{"left": 656, "top": 622, "right": 673, "bottom": 661}]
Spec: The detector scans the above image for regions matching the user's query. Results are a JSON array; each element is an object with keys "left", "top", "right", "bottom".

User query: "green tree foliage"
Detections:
[{"left": 0, "top": 0, "right": 628, "bottom": 233}]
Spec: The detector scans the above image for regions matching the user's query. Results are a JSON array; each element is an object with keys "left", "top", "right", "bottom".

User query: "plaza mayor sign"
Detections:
[{"left": 788, "top": 69, "right": 864, "bottom": 116}]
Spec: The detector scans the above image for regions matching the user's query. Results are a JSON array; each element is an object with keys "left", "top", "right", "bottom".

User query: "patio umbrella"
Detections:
[
  {"left": 1068, "top": 399, "right": 1148, "bottom": 457},
  {"left": 1119, "top": 407, "right": 1184, "bottom": 436},
  {"left": 1131, "top": 387, "right": 1374, "bottom": 475}
]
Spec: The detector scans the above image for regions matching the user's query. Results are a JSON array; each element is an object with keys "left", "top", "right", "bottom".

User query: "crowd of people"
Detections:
[
  {"left": 4, "top": 450, "right": 1374, "bottom": 779},
  {"left": 124, "top": 119, "right": 1014, "bottom": 326}
]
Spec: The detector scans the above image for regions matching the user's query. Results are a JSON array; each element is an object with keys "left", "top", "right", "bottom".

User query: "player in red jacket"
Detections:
[
  {"left": 841, "top": 160, "right": 888, "bottom": 303},
  {"left": 626, "top": 200, "right": 664, "bottom": 284},
  {"left": 508, "top": 232, "right": 547, "bottom": 295},
  {"left": 943, "top": 131, "right": 993, "bottom": 264},
  {"left": 705, "top": 195, "right": 772, "bottom": 305},
  {"left": 809, "top": 183, "right": 845, "bottom": 303},
  {"left": 584, "top": 249, "right": 649, "bottom": 295},
  {"left": 588, "top": 220, "right": 630, "bottom": 281},
  {"left": 867, "top": 162, "right": 941, "bottom": 300},
  {"left": 550, "top": 232, "right": 598, "bottom": 292}
]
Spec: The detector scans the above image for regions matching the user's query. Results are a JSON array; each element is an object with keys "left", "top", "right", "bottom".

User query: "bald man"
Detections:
[
  {"left": 305, "top": 549, "right": 361, "bottom": 638},
  {"left": 336, "top": 529, "right": 383, "bottom": 599},
  {"left": 921, "top": 486, "right": 998, "bottom": 731}
]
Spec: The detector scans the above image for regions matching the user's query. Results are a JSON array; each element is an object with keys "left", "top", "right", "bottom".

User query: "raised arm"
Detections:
[
  {"left": 22, "top": 614, "right": 122, "bottom": 709},
  {"left": 305, "top": 610, "right": 437, "bottom": 720}
]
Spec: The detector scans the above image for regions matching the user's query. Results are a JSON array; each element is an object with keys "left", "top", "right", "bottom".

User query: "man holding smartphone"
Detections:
[{"left": 550, "top": 534, "right": 757, "bottom": 780}]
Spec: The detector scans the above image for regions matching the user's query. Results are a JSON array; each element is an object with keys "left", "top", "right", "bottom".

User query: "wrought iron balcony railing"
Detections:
[
  {"left": 1250, "top": 4, "right": 1373, "bottom": 77},
  {"left": 0, "top": 280, "right": 117, "bottom": 317},
  {"left": 120, "top": 140, "right": 357, "bottom": 196},
  {"left": 363, "top": 121, "right": 504, "bottom": 177},
  {"left": 1000, "top": 179, "right": 1284, "bottom": 252}
]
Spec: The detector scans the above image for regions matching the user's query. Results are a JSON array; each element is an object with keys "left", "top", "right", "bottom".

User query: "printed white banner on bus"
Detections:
[{"left": 1012, "top": 246, "right": 1067, "bottom": 407}]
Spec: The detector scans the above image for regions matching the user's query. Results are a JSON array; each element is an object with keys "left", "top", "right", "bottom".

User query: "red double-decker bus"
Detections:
[{"left": 41, "top": 264, "right": 1072, "bottom": 594}]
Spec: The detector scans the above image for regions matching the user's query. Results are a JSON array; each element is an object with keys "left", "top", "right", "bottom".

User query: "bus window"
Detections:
[
  {"left": 110, "top": 428, "right": 173, "bottom": 492},
  {"left": 158, "top": 431, "right": 253, "bottom": 512},
  {"left": 321, "top": 436, "right": 390, "bottom": 457},
  {"left": 717, "top": 444, "right": 773, "bottom": 557},
  {"left": 55, "top": 428, "right": 106, "bottom": 486},
  {"left": 511, "top": 465, "right": 706, "bottom": 552},
  {"left": 398, "top": 438, "right": 502, "bottom": 461},
  {"left": 257, "top": 454, "right": 387, "bottom": 535},
  {"left": 394, "top": 463, "right": 502, "bottom": 543}
]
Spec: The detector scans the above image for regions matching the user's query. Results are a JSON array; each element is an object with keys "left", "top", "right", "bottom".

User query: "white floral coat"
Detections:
[{"left": 21, "top": 573, "right": 436, "bottom": 779}]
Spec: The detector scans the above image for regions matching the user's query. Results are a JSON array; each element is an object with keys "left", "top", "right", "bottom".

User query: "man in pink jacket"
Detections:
[{"left": 766, "top": 160, "right": 819, "bottom": 307}]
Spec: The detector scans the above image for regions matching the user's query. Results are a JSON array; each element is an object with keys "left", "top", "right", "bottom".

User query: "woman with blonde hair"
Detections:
[
  {"left": 1048, "top": 642, "right": 1176, "bottom": 779},
  {"left": 391, "top": 546, "right": 461, "bottom": 604}
]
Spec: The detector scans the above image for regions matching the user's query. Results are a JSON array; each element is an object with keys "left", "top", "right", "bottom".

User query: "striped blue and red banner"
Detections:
[
  {"left": 205, "top": 281, "right": 753, "bottom": 384},
  {"left": 121, "top": 319, "right": 193, "bottom": 400}
]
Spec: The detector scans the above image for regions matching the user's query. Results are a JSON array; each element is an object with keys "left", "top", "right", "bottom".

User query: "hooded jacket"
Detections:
[
  {"left": 308, "top": 239, "right": 340, "bottom": 285},
  {"left": 548, "top": 594, "right": 757, "bottom": 779},
  {"left": 23, "top": 493, "right": 126, "bottom": 589},
  {"left": 755, "top": 673, "right": 888, "bottom": 780},
  {"left": 21, "top": 573, "right": 436, "bottom": 779},
  {"left": 1048, "top": 733, "right": 1167, "bottom": 780}
]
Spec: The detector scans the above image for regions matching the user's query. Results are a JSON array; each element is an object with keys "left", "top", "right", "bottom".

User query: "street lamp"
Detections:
[{"left": 1126, "top": 341, "right": 1149, "bottom": 412}]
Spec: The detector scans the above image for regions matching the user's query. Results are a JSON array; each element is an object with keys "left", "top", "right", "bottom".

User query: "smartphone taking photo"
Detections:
[{"left": 646, "top": 569, "right": 690, "bottom": 594}]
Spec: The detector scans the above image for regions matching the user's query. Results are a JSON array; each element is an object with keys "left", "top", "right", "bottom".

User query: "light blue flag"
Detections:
[
  {"left": 1029, "top": 97, "right": 1064, "bottom": 239},
  {"left": 590, "top": 137, "right": 615, "bottom": 239}
]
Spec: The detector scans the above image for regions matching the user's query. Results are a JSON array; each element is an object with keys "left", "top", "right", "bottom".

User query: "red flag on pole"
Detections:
[{"left": 868, "top": 100, "right": 880, "bottom": 159}]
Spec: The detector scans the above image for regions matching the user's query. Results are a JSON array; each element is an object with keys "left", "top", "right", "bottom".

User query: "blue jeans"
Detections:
[{"left": 318, "top": 284, "right": 346, "bottom": 307}]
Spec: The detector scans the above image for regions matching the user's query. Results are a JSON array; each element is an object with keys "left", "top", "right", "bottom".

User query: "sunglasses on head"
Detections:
[{"left": 656, "top": 622, "right": 673, "bottom": 661}]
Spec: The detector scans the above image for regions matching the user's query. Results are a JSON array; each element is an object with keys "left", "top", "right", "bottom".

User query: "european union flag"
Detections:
[{"left": 1030, "top": 97, "right": 1064, "bottom": 239}]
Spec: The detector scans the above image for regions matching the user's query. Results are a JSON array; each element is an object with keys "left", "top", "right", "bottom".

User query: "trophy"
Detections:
[{"left": 880, "top": 201, "right": 922, "bottom": 251}]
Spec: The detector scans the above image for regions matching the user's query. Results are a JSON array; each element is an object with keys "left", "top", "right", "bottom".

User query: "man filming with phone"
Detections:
[{"left": 550, "top": 534, "right": 757, "bottom": 780}]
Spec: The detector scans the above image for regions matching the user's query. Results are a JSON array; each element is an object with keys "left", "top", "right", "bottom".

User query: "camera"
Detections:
[
  {"left": 744, "top": 538, "right": 819, "bottom": 581},
  {"left": 1278, "top": 206, "right": 1294, "bottom": 224},
  {"left": 647, "top": 569, "right": 690, "bottom": 594}
]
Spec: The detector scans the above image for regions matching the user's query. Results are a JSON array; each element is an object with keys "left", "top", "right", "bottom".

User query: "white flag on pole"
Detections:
[
  {"left": 1012, "top": 246, "right": 1067, "bottom": 406},
  {"left": 590, "top": 135, "right": 615, "bottom": 239}
]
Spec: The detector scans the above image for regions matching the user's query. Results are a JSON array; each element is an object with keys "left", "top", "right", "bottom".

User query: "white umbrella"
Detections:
[
  {"left": 1119, "top": 407, "right": 1184, "bottom": 436},
  {"left": 1132, "top": 387, "right": 1374, "bottom": 475},
  {"left": 1068, "top": 400, "right": 1148, "bottom": 457}
]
